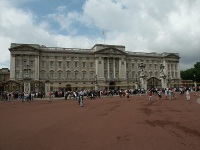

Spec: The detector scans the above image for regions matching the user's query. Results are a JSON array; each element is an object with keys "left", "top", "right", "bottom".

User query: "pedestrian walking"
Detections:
[
  {"left": 49, "top": 91, "right": 51, "bottom": 102},
  {"left": 79, "top": 89, "right": 84, "bottom": 107},
  {"left": 157, "top": 90, "right": 162, "bottom": 100},
  {"left": 148, "top": 90, "right": 153, "bottom": 100},
  {"left": 21, "top": 92, "right": 24, "bottom": 102},
  {"left": 8, "top": 93, "right": 12, "bottom": 102},
  {"left": 186, "top": 90, "right": 190, "bottom": 100},
  {"left": 165, "top": 89, "right": 168, "bottom": 99}
]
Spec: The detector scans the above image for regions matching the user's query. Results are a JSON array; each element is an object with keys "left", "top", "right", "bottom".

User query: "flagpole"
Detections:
[{"left": 103, "top": 30, "right": 105, "bottom": 45}]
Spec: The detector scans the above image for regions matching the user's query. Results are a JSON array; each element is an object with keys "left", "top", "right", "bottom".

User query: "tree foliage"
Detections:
[{"left": 181, "top": 62, "right": 200, "bottom": 82}]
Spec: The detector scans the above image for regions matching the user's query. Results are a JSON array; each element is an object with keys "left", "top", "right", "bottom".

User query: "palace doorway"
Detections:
[
  {"left": 147, "top": 77, "right": 161, "bottom": 89},
  {"left": 109, "top": 81, "right": 115, "bottom": 90}
]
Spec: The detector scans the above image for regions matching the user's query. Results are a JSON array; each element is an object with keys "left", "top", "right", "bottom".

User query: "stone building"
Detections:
[
  {"left": 9, "top": 43, "right": 181, "bottom": 95},
  {"left": 0, "top": 68, "right": 10, "bottom": 92}
]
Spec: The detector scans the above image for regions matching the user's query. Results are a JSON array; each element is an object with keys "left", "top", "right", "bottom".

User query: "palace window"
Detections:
[
  {"left": 149, "top": 64, "right": 152, "bottom": 70},
  {"left": 30, "top": 72, "right": 34, "bottom": 78},
  {"left": 110, "top": 72, "right": 113, "bottom": 79},
  {"left": 42, "top": 61, "right": 45, "bottom": 67},
  {"left": 58, "top": 62, "right": 62, "bottom": 68},
  {"left": 75, "top": 72, "right": 78, "bottom": 80},
  {"left": 82, "top": 62, "right": 86, "bottom": 68},
  {"left": 50, "top": 72, "right": 54, "bottom": 79},
  {"left": 50, "top": 61, "right": 54, "bottom": 68},
  {"left": 126, "top": 63, "right": 129, "bottom": 69},
  {"left": 75, "top": 62, "right": 78, "bottom": 68},
  {"left": 16, "top": 60, "right": 20, "bottom": 67},
  {"left": 30, "top": 61, "right": 34, "bottom": 66},
  {"left": 132, "top": 64, "right": 134, "bottom": 69},
  {"left": 154, "top": 64, "right": 157, "bottom": 70},
  {"left": 149, "top": 72, "right": 152, "bottom": 77},
  {"left": 104, "top": 72, "right": 107, "bottom": 78},
  {"left": 115, "top": 72, "right": 119, "bottom": 78},
  {"left": 90, "top": 62, "right": 93, "bottom": 68},
  {"left": 23, "top": 60, "right": 27, "bottom": 67},
  {"left": 41, "top": 72, "right": 45, "bottom": 79},
  {"left": 58, "top": 72, "right": 62, "bottom": 80},
  {"left": 66, "top": 61, "right": 70, "bottom": 68},
  {"left": 115, "top": 62, "right": 118, "bottom": 68},
  {"left": 82, "top": 72, "right": 86, "bottom": 80},
  {"left": 16, "top": 72, "right": 19, "bottom": 80},
  {"left": 90, "top": 72, "right": 94, "bottom": 79},
  {"left": 127, "top": 72, "right": 129, "bottom": 78},
  {"left": 132, "top": 72, "right": 135, "bottom": 78},
  {"left": 66, "top": 72, "right": 70, "bottom": 79}
]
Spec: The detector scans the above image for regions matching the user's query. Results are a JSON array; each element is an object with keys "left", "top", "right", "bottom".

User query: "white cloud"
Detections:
[
  {"left": 80, "top": 0, "right": 200, "bottom": 69},
  {"left": 0, "top": 0, "right": 200, "bottom": 71}
]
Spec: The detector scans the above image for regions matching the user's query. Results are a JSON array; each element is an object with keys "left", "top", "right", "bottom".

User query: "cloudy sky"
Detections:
[{"left": 0, "top": 0, "right": 200, "bottom": 70}]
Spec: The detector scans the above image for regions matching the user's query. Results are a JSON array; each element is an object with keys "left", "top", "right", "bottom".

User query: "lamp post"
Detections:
[
  {"left": 167, "top": 75, "right": 171, "bottom": 88},
  {"left": 194, "top": 74, "right": 197, "bottom": 92},
  {"left": 23, "top": 64, "right": 31, "bottom": 93},
  {"left": 95, "top": 75, "right": 98, "bottom": 90},
  {"left": 140, "top": 63, "right": 145, "bottom": 72},
  {"left": 139, "top": 62, "right": 146, "bottom": 90},
  {"left": 135, "top": 74, "right": 138, "bottom": 89},
  {"left": 160, "top": 64, "right": 164, "bottom": 72},
  {"left": 159, "top": 64, "right": 166, "bottom": 88}
]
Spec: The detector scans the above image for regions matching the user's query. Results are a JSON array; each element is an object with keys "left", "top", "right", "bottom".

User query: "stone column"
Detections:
[
  {"left": 20, "top": 55, "right": 23, "bottom": 79},
  {"left": 119, "top": 58, "right": 122, "bottom": 78},
  {"left": 10, "top": 54, "right": 15, "bottom": 80},
  {"left": 95, "top": 58, "right": 99, "bottom": 90},
  {"left": 120, "top": 58, "right": 126, "bottom": 79},
  {"left": 107, "top": 57, "right": 110, "bottom": 78},
  {"left": 95, "top": 57, "right": 98, "bottom": 75},
  {"left": 45, "top": 81, "right": 50, "bottom": 97},
  {"left": 160, "top": 72, "right": 166, "bottom": 88},
  {"left": 113, "top": 58, "right": 116, "bottom": 78},
  {"left": 24, "top": 79, "right": 31, "bottom": 93},
  {"left": 97, "top": 57, "right": 104, "bottom": 79},
  {"left": 140, "top": 72, "right": 147, "bottom": 90},
  {"left": 35, "top": 55, "right": 39, "bottom": 80},
  {"left": 177, "top": 62, "right": 180, "bottom": 78}
]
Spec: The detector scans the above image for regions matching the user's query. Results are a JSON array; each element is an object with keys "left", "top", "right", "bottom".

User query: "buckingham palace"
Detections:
[{"left": 9, "top": 43, "right": 181, "bottom": 95}]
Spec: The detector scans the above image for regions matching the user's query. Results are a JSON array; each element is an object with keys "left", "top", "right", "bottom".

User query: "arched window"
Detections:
[
  {"left": 82, "top": 71, "right": 87, "bottom": 80},
  {"left": 66, "top": 71, "right": 71, "bottom": 79},
  {"left": 50, "top": 71, "right": 54, "bottom": 80},
  {"left": 58, "top": 71, "right": 62, "bottom": 80}
]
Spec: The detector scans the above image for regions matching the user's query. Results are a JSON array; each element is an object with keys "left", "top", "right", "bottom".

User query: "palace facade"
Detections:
[{"left": 9, "top": 43, "right": 181, "bottom": 95}]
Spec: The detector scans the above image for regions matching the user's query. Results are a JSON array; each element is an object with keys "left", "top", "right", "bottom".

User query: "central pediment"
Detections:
[
  {"left": 9, "top": 44, "right": 39, "bottom": 51},
  {"left": 164, "top": 53, "right": 180, "bottom": 59},
  {"left": 94, "top": 47, "right": 126, "bottom": 55}
]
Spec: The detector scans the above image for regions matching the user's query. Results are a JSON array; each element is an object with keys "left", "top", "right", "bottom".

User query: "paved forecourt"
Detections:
[{"left": 0, "top": 93, "right": 200, "bottom": 150}]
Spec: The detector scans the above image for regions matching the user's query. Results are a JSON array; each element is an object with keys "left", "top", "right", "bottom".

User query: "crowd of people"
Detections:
[
  {"left": 0, "top": 91, "right": 45, "bottom": 102},
  {"left": 1, "top": 86, "right": 199, "bottom": 106}
]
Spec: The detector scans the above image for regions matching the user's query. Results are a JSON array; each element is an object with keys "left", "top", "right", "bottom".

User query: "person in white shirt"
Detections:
[{"left": 186, "top": 90, "right": 190, "bottom": 100}]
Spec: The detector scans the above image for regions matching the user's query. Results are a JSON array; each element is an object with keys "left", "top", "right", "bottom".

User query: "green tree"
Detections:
[{"left": 181, "top": 62, "right": 200, "bottom": 83}]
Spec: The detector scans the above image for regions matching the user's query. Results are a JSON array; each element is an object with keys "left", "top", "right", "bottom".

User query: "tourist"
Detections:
[
  {"left": 148, "top": 89, "right": 153, "bottom": 100},
  {"left": 21, "top": 92, "right": 24, "bottom": 102},
  {"left": 8, "top": 92, "right": 12, "bottom": 102},
  {"left": 79, "top": 89, "right": 84, "bottom": 107},
  {"left": 186, "top": 90, "right": 190, "bottom": 100},
  {"left": 49, "top": 91, "right": 51, "bottom": 102}
]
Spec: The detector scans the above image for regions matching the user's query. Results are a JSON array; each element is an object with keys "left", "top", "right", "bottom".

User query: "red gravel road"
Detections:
[{"left": 0, "top": 94, "right": 200, "bottom": 150}]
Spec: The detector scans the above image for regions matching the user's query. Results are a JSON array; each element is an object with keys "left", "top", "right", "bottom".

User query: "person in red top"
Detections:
[
  {"left": 48, "top": 91, "right": 51, "bottom": 102},
  {"left": 148, "top": 90, "right": 153, "bottom": 100}
]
